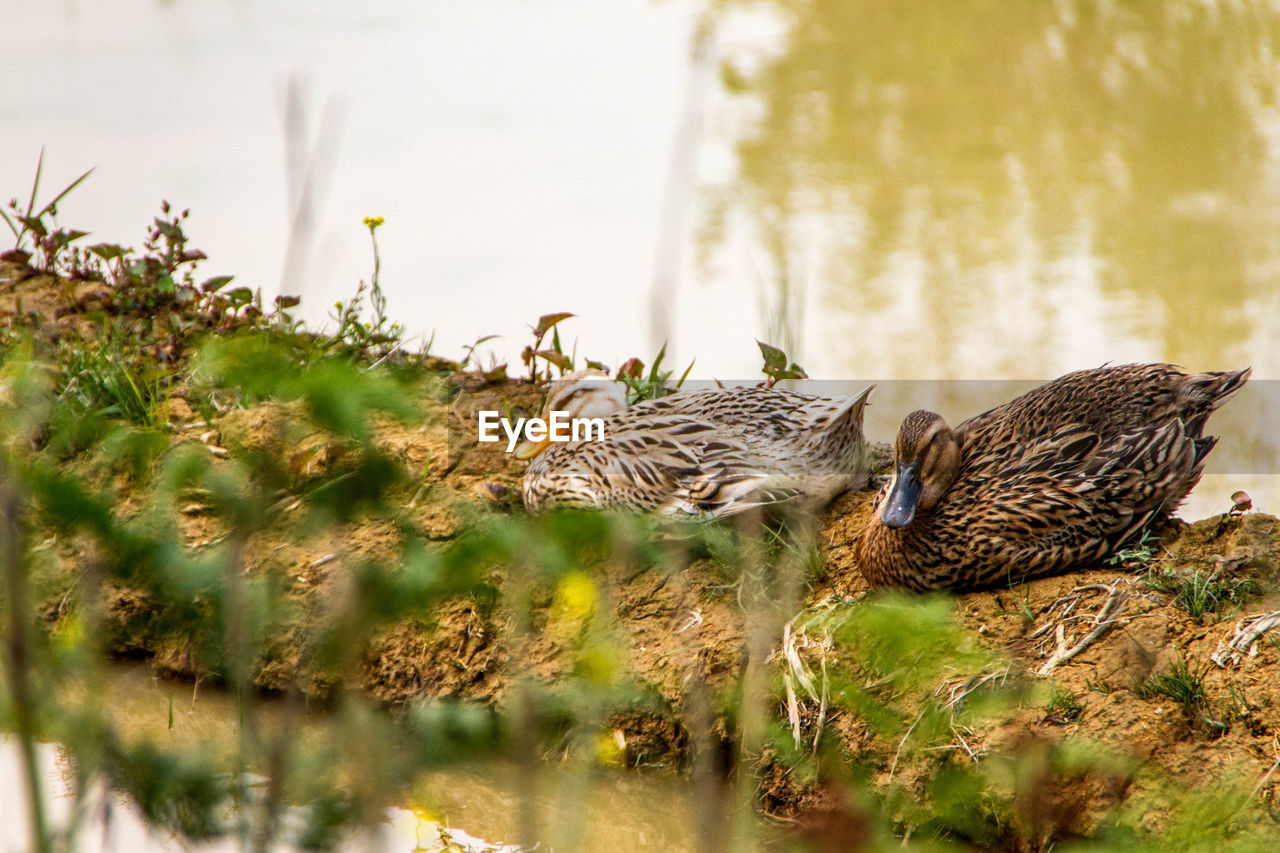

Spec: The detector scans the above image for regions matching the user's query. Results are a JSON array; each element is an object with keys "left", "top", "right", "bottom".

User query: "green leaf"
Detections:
[
  {"left": 757, "top": 340, "right": 788, "bottom": 372},
  {"left": 37, "top": 165, "right": 94, "bottom": 218},
  {"left": 17, "top": 215, "right": 47, "bottom": 238},
  {"left": 200, "top": 275, "right": 234, "bottom": 293},
  {"left": 532, "top": 312, "right": 575, "bottom": 339},
  {"left": 676, "top": 358, "right": 695, "bottom": 389},
  {"left": 275, "top": 294, "right": 301, "bottom": 309},
  {"left": 0, "top": 207, "right": 20, "bottom": 240},
  {"left": 154, "top": 218, "right": 183, "bottom": 241},
  {"left": 157, "top": 275, "right": 176, "bottom": 294},
  {"left": 534, "top": 348, "right": 572, "bottom": 371},
  {"left": 617, "top": 357, "right": 644, "bottom": 379},
  {"left": 89, "top": 243, "right": 125, "bottom": 262},
  {"left": 757, "top": 340, "right": 807, "bottom": 381},
  {"left": 226, "top": 287, "right": 254, "bottom": 305}
]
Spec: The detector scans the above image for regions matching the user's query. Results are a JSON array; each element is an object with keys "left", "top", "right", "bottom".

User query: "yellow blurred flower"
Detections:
[
  {"left": 594, "top": 729, "right": 627, "bottom": 767},
  {"left": 554, "top": 570, "right": 597, "bottom": 623},
  {"left": 362, "top": 216, "right": 384, "bottom": 230}
]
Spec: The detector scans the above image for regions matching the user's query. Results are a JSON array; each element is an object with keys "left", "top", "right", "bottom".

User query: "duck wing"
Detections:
[
  {"left": 958, "top": 364, "right": 1250, "bottom": 451},
  {"left": 954, "top": 418, "right": 1206, "bottom": 587}
]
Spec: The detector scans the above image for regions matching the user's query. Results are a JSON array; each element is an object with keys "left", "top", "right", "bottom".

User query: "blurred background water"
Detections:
[{"left": 2, "top": 0, "right": 1277, "bottom": 509}]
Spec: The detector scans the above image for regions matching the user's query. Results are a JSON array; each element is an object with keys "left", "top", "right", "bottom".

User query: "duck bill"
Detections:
[
  {"left": 513, "top": 436, "right": 551, "bottom": 461},
  {"left": 880, "top": 462, "right": 922, "bottom": 528}
]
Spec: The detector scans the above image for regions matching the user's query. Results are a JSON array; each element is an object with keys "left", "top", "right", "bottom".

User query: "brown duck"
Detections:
[
  {"left": 858, "top": 363, "right": 1251, "bottom": 591},
  {"left": 518, "top": 371, "right": 875, "bottom": 516}
]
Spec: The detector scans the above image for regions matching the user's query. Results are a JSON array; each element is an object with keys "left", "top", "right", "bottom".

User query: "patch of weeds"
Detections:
[
  {"left": 1108, "top": 529, "right": 1160, "bottom": 571},
  {"left": 1, "top": 148, "right": 94, "bottom": 272},
  {"left": 1137, "top": 657, "right": 1227, "bottom": 736},
  {"left": 616, "top": 342, "right": 693, "bottom": 405},
  {"left": 329, "top": 217, "right": 404, "bottom": 356},
  {"left": 521, "top": 312, "right": 577, "bottom": 383},
  {"left": 73, "top": 202, "right": 278, "bottom": 352},
  {"left": 58, "top": 330, "right": 165, "bottom": 427},
  {"left": 761, "top": 523, "right": 824, "bottom": 581},
  {"left": 1221, "top": 679, "right": 1262, "bottom": 733},
  {"left": 457, "top": 333, "right": 507, "bottom": 383},
  {"left": 1042, "top": 683, "right": 1084, "bottom": 725},
  {"left": 1143, "top": 565, "right": 1260, "bottom": 623}
]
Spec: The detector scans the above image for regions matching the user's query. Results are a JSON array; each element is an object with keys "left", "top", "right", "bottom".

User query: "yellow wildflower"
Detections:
[{"left": 554, "top": 571, "right": 597, "bottom": 623}]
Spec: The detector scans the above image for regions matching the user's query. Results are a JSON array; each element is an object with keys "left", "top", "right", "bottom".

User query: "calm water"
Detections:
[
  {"left": 8, "top": 1, "right": 1275, "bottom": 377},
  {"left": 0, "top": 664, "right": 700, "bottom": 852}
]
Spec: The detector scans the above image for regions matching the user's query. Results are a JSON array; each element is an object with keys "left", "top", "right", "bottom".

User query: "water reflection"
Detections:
[
  {"left": 6, "top": 0, "right": 1276, "bottom": 384},
  {"left": 699, "top": 0, "right": 1280, "bottom": 380}
]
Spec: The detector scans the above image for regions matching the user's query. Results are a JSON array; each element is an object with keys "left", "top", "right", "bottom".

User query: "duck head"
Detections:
[
  {"left": 880, "top": 410, "right": 961, "bottom": 528},
  {"left": 513, "top": 369, "right": 627, "bottom": 460}
]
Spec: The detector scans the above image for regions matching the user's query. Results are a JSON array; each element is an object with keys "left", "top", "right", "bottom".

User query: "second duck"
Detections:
[{"left": 517, "top": 370, "right": 875, "bottom": 517}]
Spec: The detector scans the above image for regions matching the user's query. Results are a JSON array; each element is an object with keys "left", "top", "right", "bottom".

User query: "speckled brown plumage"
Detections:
[
  {"left": 858, "top": 363, "right": 1251, "bottom": 591},
  {"left": 522, "top": 379, "right": 874, "bottom": 516}
]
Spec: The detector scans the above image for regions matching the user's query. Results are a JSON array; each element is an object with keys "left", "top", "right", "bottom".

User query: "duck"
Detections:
[
  {"left": 516, "top": 370, "right": 875, "bottom": 516},
  {"left": 858, "top": 363, "right": 1251, "bottom": 591}
]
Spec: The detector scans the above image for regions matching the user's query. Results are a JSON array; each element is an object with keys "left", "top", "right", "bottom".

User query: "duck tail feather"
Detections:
[{"left": 1183, "top": 366, "right": 1251, "bottom": 410}]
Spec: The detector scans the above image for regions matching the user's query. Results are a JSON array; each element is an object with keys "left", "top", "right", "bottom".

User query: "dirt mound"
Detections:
[
  {"left": 202, "top": 389, "right": 1280, "bottom": 802},
  {"left": 13, "top": 257, "right": 1276, "bottom": 830}
]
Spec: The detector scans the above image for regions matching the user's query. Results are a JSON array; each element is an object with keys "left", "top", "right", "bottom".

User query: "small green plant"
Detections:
[
  {"left": 1, "top": 148, "right": 94, "bottom": 272},
  {"left": 615, "top": 343, "right": 693, "bottom": 405},
  {"left": 521, "top": 311, "right": 576, "bottom": 382},
  {"left": 1221, "top": 679, "right": 1258, "bottom": 728},
  {"left": 1137, "top": 657, "right": 1226, "bottom": 734},
  {"left": 1211, "top": 490, "right": 1255, "bottom": 537},
  {"left": 330, "top": 217, "right": 404, "bottom": 354},
  {"left": 1043, "top": 683, "right": 1085, "bottom": 724},
  {"left": 1108, "top": 529, "right": 1159, "bottom": 570},
  {"left": 60, "top": 201, "right": 265, "bottom": 348},
  {"left": 757, "top": 339, "right": 807, "bottom": 385}
]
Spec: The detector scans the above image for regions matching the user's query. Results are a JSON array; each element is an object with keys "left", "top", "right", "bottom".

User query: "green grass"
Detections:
[
  {"left": 1044, "top": 683, "right": 1085, "bottom": 724},
  {"left": 1137, "top": 658, "right": 1227, "bottom": 734},
  {"left": 617, "top": 342, "right": 693, "bottom": 404},
  {"left": 1143, "top": 565, "right": 1260, "bottom": 622},
  {"left": 58, "top": 335, "right": 165, "bottom": 427}
]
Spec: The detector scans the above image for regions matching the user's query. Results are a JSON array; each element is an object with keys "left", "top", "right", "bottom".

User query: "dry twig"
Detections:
[
  {"left": 1037, "top": 582, "right": 1127, "bottom": 675},
  {"left": 1211, "top": 610, "right": 1280, "bottom": 667}
]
